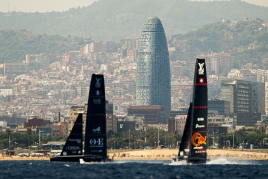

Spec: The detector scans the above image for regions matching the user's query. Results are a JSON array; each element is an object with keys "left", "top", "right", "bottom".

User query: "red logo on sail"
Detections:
[{"left": 191, "top": 132, "right": 206, "bottom": 147}]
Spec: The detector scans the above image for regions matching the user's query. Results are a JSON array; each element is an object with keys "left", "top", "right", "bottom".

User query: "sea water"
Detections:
[{"left": 1, "top": 159, "right": 268, "bottom": 179}]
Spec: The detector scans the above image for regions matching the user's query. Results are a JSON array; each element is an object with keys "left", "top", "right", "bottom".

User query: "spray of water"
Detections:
[{"left": 168, "top": 158, "right": 260, "bottom": 165}]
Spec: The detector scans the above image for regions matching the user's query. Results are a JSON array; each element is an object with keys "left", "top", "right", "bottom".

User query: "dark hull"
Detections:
[
  {"left": 50, "top": 155, "right": 112, "bottom": 163},
  {"left": 187, "top": 157, "right": 208, "bottom": 164},
  {"left": 50, "top": 155, "right": 81, "bottom": 162},
  {"left": 171, "top": 155, "right": 210, "bottom": 164}
]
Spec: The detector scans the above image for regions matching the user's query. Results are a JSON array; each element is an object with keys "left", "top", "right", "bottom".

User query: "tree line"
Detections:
[
  {"left": 0, "top": 127, "right": 267, "bottom": 150},
  {"left": 0, "top": 128, "right": 65, "bottom": 149}
]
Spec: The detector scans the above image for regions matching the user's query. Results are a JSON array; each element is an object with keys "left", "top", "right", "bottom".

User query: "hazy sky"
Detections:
[
  {"left": 0, "top": 0, "right": 96, "bottom": 12},
  {"left": 0, "top": 0, "right": 267, "bottom": 12}
]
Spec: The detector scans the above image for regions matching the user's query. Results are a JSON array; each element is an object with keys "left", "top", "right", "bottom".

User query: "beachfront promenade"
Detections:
[{"left": 1, "top": 149, "right": 268, "bottom": 161}]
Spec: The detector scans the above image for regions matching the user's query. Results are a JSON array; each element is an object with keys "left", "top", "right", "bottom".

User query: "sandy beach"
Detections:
[
  {"left": 108, "top": 149, "right": 268, "bottom": 161},
  {"left": 0, "top": 155, "right": 50, "bottom": 161},
  {"left": 1, "top": 149, "right": 268, "bottom": 161}
]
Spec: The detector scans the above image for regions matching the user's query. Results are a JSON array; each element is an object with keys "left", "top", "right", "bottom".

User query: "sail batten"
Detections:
[{"left": 193, "top": 106, "right": 207, "bottom": 109}]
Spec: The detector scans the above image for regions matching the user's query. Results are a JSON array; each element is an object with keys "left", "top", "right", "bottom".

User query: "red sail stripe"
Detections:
[
  {"left": 195, "top": 83, "right": 207, "bottom": 86},
  {"left": 192, "top": 130, "right": 207, "bottom": 132},
  {"left": 194, "top": 106, "right": 208, "bottom": 109}
]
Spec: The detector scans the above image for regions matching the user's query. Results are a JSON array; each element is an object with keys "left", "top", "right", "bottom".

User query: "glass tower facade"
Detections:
[
  {"left": 136, "top": 16, "right": 171, "bottom": 118},
  {"left": 220, "top": 79, "right": 252, "bottom": 114}
]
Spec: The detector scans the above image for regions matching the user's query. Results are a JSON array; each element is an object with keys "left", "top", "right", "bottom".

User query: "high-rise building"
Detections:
[
  {"left": 265, "top": 82, "right": 268, "bottom": 115},
  {"left": 208, "top": 99, "right": 230, "bottom": 116},
  {"left": 220, "top": 79, "right": 252, "bottom": 114},
  {"left": 68, "top": 106, "right": 86, "bottom": 135},
  {"left": 136, "top": 16, "right": 171, "bottom": 118},
  {"left": 252, "top": 82, "right": 265, "bottom": 114},
  {"left": 127, "top": 105, "right": 166, "bottom": 124},
  {"left": 199, "top": 53, "right": 233, "bottom": 75}
]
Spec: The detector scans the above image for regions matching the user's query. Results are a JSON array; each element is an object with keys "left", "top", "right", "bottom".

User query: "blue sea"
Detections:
[{"left": 1, "top": 159, "right": 268, "bottom": 179}]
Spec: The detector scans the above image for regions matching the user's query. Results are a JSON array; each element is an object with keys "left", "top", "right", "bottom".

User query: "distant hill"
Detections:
[
  {"left": 169, "top": 19, "right": 268, "bottom": 69},
  {"left": 0, "top": 0, "right": 268, "bottom": 41},
  {"left": 0, "top": 29, "right": 90, "bottom": 62},
  {"left": 1, "top": 19, "right": 267, "bottom": 69}
]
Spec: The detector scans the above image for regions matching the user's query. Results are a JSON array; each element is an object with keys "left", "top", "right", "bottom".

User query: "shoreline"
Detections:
[
  {"left": 108, "top": 149, "right": 268, "bottom": 161},
  {"left": 1, "top": 149, "right": 268, "bottom": 161}
]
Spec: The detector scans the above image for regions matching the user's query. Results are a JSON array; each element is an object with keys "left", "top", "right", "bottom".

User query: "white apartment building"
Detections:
[
  {"left": 0, "top": 121, "right": 7, "bottom": 128},
  {"left": 0, "top": 87, "right": 13, "bottom": 97},
  {"left": 175, "top": 114, "right": 187, "bottom": 135}
]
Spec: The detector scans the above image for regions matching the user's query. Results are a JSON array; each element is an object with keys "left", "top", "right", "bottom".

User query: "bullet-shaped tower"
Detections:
[{"left": 136, "top": 16, "right": 171, "bottom": 118}]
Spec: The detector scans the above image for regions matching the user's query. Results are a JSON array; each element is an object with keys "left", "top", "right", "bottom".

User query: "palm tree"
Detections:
[
  {"left": 27, "top": 128, "right": 32, "bottom": 147},
  {"left": 5, "top": 129, "right": 11, "bottom": 149}
]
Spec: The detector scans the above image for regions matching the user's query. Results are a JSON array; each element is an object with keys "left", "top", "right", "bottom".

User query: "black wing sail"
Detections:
[
  {"left": 60, "top": 113, "right": 83, "bottom": 156},
  {"left": 188, "top": 58, "right": 208, "bottom": 163},
  {"left": 84, "top": 74, "right": 107, "bottom": 160},
  {"left": 178, "top": 103, "right": 192, "bottom": 158}
]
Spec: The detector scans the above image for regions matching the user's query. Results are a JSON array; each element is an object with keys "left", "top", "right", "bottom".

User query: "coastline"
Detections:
[
  {"left": 0, "top": 155, "right": 50, "bottom": 161},
  {"left": 108, "top": 149, "right": 268, "bottom": 161},
  {"left": 1, "top": 149, "right": 268, "bottom": 161}
]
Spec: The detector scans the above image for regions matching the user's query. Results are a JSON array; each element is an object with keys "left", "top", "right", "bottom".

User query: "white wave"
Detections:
[
  {"left": 113, "top": 160, "right": 167, "bottom": 164},
  {"left": 168, "top": 160, "right": 188, "bottom": 165},
  {"left": 207, "top": 158, "right": 260, "bottom": 165},
  {"left": 167, "top": 158, "right": 261, "bottom": 165}
]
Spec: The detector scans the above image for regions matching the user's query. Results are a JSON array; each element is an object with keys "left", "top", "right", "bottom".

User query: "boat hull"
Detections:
[
  {"left": 187, "top": 157, "right": 207, "bottom": 164},
  {"left": 50, "top": 155, "right": 81, "bottom": 162},
  {"left": 50, "top": 155, "right": 112, "bottom": 163}
]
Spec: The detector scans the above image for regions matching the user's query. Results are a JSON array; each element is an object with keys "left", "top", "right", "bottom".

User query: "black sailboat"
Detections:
[
  {"left": 172, "top": 58, "right": 208, "bottom": 164},
  {"left": 81, "top": 73, "right": 111, "bottom": 163},
  {"left": 177, "top": 103, "right": 192, "bottom": 160},
  {"left": 50, "top": 113, "right": 83, "bottom": 162},
  {"left": 187, "top": 58, "right": 208, "bottom": 164},
  {"left": 50, "top": 74, "right": 111, "bottom": 163}
]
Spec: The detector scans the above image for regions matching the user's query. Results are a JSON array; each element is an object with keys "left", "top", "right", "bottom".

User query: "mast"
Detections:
[
  {"left": 84, "top": 74, "right": 107, "bottom": 159},
  {"left": 178, "top": 103, "right": 192, "bottom": 157},
  {"left": 189, "top": 58, "right": 208, "bottom": 162}
]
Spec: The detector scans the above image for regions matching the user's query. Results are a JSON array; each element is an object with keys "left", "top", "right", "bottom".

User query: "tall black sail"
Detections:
[
  {"left": 188, "top": 58, "right": 208, "bottom": 163},
  {"left": 60, "top": 113, "right": 83, "bottom": 156},
  {"left": 84, "top": 74, "right": 107, "bottom": 160},
  {"left": 178, "top": 103, "right": 192, "bottom": 158}
]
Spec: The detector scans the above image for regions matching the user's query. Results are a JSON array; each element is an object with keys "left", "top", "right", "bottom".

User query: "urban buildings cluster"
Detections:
[{"left": 0, "top": 17, "right": 267, "bottom": 143}]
